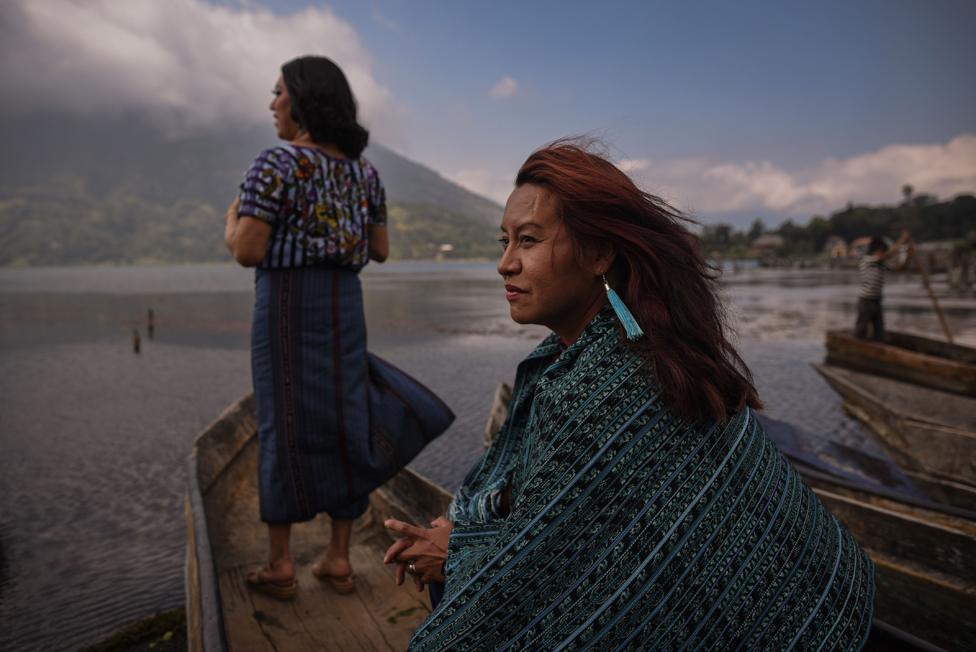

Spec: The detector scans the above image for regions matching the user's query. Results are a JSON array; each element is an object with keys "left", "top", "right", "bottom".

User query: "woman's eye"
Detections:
[
  {"left": 519, "top": 236, "right": 537, "bottom": 245},
  {"left": 498, "top": 237, "right": 510, "bottom": 249}
]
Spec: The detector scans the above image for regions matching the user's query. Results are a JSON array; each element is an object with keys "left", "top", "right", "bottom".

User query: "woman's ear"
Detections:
[{"left": 588, "top": 243, "right": 616, "bottom": 277}]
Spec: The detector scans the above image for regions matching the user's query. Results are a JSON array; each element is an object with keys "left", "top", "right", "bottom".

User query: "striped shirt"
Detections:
[
  {"left": 238, "top": 145, "right": 387, "bottom": 270},
  {"left": 859, "top": 255, "right": 886, "bottom": 298}
]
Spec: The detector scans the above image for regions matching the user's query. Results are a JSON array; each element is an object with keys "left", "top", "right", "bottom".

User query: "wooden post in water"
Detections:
[{"left": 911, "top": 239, "right": 954, "bottom": 344}]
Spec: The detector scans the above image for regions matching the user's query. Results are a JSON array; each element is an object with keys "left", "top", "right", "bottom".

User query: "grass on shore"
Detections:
[{"left": 79, "top": 607, "right": 186, "bottom": 652}]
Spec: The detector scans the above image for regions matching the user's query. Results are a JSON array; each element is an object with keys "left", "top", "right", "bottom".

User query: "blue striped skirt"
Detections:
[{"left": 252, "top": 266, "right": 453, "bottom": 524}]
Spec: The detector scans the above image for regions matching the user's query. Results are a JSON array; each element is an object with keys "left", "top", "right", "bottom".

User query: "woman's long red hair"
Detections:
[{"left": 516, "top": 140, "right": 761, "bottom": 422}]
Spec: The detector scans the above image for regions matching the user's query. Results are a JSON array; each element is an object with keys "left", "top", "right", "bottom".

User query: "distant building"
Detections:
[
  {"left": 823, "top": 235, "right": 847, "bottom": 259},
  {"left": 435, "top": 243, "right": 454, "bottom": 261},
  {"left": 751, "top": 234, "right": 784, "bottom": 252}
]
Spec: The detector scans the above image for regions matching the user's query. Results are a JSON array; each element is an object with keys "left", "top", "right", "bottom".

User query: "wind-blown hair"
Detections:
[
  {"left": 281, "top": 56, "right": 369, "bottom": 158},
  {"left": 515, "top": 140, "right": 761, "bottom": 422}
]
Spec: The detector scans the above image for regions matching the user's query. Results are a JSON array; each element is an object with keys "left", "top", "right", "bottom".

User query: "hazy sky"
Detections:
[{"left": 2, "top": 0, "right": 974, "bottom": 225}]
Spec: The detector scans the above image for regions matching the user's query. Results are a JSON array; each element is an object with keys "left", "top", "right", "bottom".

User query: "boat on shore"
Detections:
[{"left": 187, "top": 391, "right": 975, "bottom": 651}]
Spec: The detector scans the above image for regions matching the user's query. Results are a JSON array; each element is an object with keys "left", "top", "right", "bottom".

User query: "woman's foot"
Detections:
[
  {"left": 312, "top": 553, "right": 355, "bottom": 594},
  {"left": 246, "top": 559, "right": 297, "bottom": 600}
]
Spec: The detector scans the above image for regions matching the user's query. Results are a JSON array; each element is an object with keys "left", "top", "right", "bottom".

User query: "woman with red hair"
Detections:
[{"left": 386, "top": 141, "right": 874, "bottom": 650}]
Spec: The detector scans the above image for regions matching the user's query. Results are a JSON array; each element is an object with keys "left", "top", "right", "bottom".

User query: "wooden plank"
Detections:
[
  {"left": 825, "top": 330, "right": 976, "bottom": 396},
  {"left": 873, "top": 555, "right": 976, "bottom": 652},
  {"left": 814, "top": 363, "right": 976, "bottom": 487},
  {"left": 184, "top": 495, "right": 203, "bottom": 652},
  {"left": 886, "top": 331, "right": 976, "bottom": 364},
  {"left": 903, "top": 470, "right": 976, "bottom": 512},
  {"left": 814, "top": 490, "right": 976, "bottom": 583}
]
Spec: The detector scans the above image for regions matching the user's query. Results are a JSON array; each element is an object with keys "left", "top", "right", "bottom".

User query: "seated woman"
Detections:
[{"left": 384, "top": 141, "right": 874, "bottom": 650}]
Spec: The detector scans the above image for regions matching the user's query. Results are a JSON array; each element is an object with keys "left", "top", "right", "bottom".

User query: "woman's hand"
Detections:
[
  {"left": 223, "top": 198, "right": 241, "bottom": 254},
  {"left": 383, "top": 517, "right": 452, "bottom": 591},
  {"left": 225, "top": 197, "right": 241, "bottom": 223}
]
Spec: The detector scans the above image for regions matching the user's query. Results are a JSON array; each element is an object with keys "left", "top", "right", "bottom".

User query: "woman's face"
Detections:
[
  {"left": 498, "top": 184, "right": 610, "bottom": 342},
  {"left": 270, "top": 75, "right": 300, "bottom": 140}
]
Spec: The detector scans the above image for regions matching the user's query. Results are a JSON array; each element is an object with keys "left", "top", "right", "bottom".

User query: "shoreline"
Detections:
[{"left": 79, "top": 608, "right": 186, "bottom": 652}]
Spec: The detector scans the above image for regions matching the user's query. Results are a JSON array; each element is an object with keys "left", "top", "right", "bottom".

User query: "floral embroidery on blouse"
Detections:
[{"left": 238, "top": 145, "right": 387, "bottom": 270}]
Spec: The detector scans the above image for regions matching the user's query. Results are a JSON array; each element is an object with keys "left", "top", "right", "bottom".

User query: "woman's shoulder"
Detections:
[
  {"left": 249, "top": 145, "right": 301, "bottom": 171},
  {"left": 354, "top": 155, "right": 383, "bottom": 185}
]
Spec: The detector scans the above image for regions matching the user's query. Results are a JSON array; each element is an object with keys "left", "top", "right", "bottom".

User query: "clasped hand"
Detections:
[{"left": 383, "top": 516, "right": 452, "bottom": 592}]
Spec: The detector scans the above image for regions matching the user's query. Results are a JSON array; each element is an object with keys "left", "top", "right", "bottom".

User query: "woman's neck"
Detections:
[{"left": 289, "top": 133, "right": 347, "bottom": 159}]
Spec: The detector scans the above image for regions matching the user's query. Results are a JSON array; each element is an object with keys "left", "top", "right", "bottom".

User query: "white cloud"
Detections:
[
  {"left": 616, "top": 159, "right": 650, "bottom": 174},
  {"left": 370, "top": 7, "right": 401, "bottom": 33},
  {"left": 489, "top": 76, "right": 518, "bottom": 100},
  {"left": 448, "top": 168, "right": 514, "bottom": 205},
  {"left": 0, "top": 0, "right": 401, "bottom": 142},
  {"left": 625, "top": 134, "right": 976, "bottom": 219}
]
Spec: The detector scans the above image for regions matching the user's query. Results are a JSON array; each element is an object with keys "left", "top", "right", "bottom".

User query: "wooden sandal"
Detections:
[{"left": 245, "top": 567, "right": 298, "bottom": 600}]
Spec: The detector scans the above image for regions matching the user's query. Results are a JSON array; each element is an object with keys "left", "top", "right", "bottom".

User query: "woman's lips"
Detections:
[{"left": 505, "top": 285, "right": 526, "bottom": 301}]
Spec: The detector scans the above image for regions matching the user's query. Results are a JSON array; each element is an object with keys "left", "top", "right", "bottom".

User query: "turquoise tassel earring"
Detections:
[{"left": 603, "top": 275, "right": 644, "bottom": 340}]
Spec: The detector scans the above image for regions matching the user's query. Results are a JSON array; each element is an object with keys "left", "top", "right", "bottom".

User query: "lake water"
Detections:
[{"left": 1, "top": 262, "right": 974, "bottom": 651}]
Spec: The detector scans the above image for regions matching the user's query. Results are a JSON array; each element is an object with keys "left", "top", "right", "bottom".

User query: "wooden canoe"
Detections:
[
  {"left": 813, "top": 362, "right": 976, "bottom": 489},
  {"left": 824, "top": 329, "right": 976, "bottom": 397},
  {"left": 187, "top": 391, "right": 974, "bottom": 651},
  {"left": 184, "top": 394, "right": 451, "bottom": 652}
]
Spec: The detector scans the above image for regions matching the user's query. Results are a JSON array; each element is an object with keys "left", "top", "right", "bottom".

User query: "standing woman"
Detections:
[
  {"left": 225, "top": 56, "right": 451, "bottom": 599},
  {"left": 386, "top": 141, "right": 874, "bottom": 650}
]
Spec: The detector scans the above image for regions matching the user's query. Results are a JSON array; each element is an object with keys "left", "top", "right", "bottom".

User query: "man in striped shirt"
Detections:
[{"left": 856, "top": 230, "right": 910, "bottom": 340}]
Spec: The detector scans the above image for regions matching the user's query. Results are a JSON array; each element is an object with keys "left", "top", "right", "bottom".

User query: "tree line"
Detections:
[{"left": 699, "top": 189, "right": 976, "bottom": 259}]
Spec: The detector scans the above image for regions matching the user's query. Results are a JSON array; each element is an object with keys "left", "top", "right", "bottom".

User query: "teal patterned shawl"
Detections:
[{"left": 410, "top": 309, "right": 874, "bottom": 650}]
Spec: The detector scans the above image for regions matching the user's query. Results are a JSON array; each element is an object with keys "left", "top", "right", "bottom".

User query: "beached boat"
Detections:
[
  {"left": 814, "top": 362, "right": 976, "bottom": 490},
  {"left": 187, "top": 391, "right": 975, "bottom": 651},
  {"left": 824, "top": 329, "right": 976, "bottom": 397},
  {"left": 184, "top": 394, "right": 452, "bottom": 652},
  {"left": 759, "top": 417, "right": 976, "bottom": 651}
]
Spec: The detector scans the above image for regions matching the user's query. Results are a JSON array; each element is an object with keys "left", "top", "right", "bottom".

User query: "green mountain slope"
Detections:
[{"left": 0, "top": 114, "right": 503, "bottom": 265}]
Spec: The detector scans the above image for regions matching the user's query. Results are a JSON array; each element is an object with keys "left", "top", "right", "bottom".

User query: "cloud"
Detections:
[
  {"left": 0, "top": 0, "right": 401, "bottom": 142},
  {"left": 624, "top": 134, "right": 976, "bottom": 220},
  {"left": 448, "top": 168, "right": 514, "bottom": 205},
  {"left": 489, "top": 76, "right": 518, "bottom": 100},
  {"left": 616, "top": 159, "right": 650, "bottom": 174},
  {"left": 370, "top": 6, "right": 401, "bottom": 32}
]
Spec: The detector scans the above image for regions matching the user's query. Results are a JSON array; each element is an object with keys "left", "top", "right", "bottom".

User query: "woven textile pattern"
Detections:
[{"left": 413, "top": 309, "right": 874, "bottom": 651}]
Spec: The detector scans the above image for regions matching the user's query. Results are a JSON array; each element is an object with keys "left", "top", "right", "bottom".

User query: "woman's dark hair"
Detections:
[
  {"left": 281, "top": 56, "right": 369, "bottom": 158},
  {"left": 515, "top": 140, "right": 761, "bottom": 422}
]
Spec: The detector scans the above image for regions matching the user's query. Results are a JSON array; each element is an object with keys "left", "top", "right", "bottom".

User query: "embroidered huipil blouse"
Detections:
[{"left": 238, "top": 145, "right": 387, "bottom": 271}]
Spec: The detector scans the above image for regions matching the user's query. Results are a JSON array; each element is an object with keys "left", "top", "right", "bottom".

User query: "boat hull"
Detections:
[
  {"left": 825, "top": 330, "right": 976, "bottom": 397},
  {"left": 814, "top": 363, "right": 976, "bottom": 489}
]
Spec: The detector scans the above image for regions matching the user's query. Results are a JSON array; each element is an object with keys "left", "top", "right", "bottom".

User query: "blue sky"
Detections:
[
  {"left": 4, "top": 0, "right": 975, "bottom": 225},
  {"left": 257, "top": 0, "right": 976, "bottom": 224}
]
